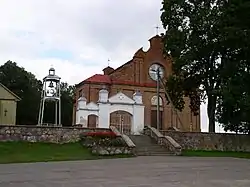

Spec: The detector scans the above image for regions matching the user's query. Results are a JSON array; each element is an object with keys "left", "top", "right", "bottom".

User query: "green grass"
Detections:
[
  {"left": 182, "top": 150, "right": 250, "bottom": 159},
  {"left": 0, "top": 141, "right": 132, "bottom": 164}
]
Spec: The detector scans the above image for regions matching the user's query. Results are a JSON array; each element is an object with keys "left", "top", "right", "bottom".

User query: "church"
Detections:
[{"left": 73, "top": 35, "right": 200, "bottom": 132}]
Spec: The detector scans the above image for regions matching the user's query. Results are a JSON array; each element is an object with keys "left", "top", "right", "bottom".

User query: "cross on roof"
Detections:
[{"left": 155, "top": 25, "right": 160, "bottom": 35}]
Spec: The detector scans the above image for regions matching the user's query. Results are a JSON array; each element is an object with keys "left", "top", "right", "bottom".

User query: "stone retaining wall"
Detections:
[
  {"left": 0, "top": 125, "right": 110, "bottom": 143},
  {"left": 161, "top": 131, "right": 250, "bottom": 152},
  {"left": 91, "top": 146, "right": 133, "bottom": 155}
]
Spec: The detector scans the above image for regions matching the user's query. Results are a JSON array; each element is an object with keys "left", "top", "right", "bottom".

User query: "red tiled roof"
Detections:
[
  {"left": 82, "top": 74, "right": 157, "bottom": 87},
  {"left": 83, "top": 74, "right": 111, "bottom": 84}
]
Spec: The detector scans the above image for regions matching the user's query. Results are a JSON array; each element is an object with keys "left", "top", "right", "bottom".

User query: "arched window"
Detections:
[{"left": 151, "top": 95, "right": 163, "bottom": 106}]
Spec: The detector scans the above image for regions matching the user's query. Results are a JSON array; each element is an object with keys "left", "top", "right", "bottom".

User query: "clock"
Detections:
[
  {"left": 149, "top": 63, "right": 164, "bottom": 81},
  {"left": 46, "top": 89, "right": 56, "bottom": 97}
]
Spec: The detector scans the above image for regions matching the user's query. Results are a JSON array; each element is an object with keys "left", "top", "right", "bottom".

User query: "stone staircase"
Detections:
[{"left": 129, "top": 135, "right": 171, "bottom": 156}]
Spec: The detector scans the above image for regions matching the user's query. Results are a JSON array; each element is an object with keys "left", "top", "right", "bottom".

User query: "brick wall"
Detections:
[
  {"left": 109, "top": 61, "right": 135, "bottom": 82},
  {"left": 0, "top": 125, "right": 110, "bottom": 143},
  {"left": 161, "top": 131, "right": 250, "bottom": 152},
  {"left": 73, "top": 35, "right": 200, "bottom": 131}
]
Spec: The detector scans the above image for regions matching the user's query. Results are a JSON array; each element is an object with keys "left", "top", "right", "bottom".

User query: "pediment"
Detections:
[
  {"left": 108, "top": 92, "right": 135, "bottom": 104},
  {"left": 86, "top": 102, "right": 99, "bottom": 110},
  {"left": 0, "top": 84, "right": 21, "bottom": 101}
]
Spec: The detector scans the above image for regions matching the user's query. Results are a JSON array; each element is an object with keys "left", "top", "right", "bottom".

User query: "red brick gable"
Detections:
[{"left": 77, "top": 35, "right": 165, "bottom": 88}]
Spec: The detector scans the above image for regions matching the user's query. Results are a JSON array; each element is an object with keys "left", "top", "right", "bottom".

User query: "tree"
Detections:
[
  {"left": 217, "top": 72, "right": 250, "bottom": 134},
  {"left": 216, "top": 0, "right": 250, "bottom": 134},
  {"left": 0, "top": 61, "right": 75, "bottom": 126},
  {"left": 161, "top": 0, "right": 250, "bottom": 133},
  {"left": 60, "top": 82, "right": 75, "bottom": 126},
  {"left": 161, "top": 0, "right": 229, "bottom": 132},
  {"left": 0, "top": 61, "right": 42, "bottom": 125}
]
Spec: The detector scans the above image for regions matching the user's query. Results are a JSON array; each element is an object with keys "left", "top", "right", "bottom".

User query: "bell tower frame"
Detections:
[{"left": 37, "top": 67, "right": 62, "bottom": 126}]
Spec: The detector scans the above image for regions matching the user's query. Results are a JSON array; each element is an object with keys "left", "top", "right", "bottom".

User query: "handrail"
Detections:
[
  {"left": 110, "top": 126, "right": 135, "bottom": 148},
  {"left": 145, "top": 126, "right": 182, "bottom": 155}
]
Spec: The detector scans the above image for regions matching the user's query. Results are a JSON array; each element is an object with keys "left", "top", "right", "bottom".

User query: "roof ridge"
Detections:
[{"left": 0, "top": 83, "right": 21, "bottom": 101}]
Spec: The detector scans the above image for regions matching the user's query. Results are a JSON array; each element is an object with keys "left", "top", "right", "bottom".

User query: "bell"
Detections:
[{"left": 48, "top": 81, "right": 54, "bottom": 88}]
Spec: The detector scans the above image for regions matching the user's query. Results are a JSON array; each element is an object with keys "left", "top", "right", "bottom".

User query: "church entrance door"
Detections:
[
  {"left": 110, "top": 110, "right": 132, "bottom": 135},
  {"left": 151, "top": 110, "right": 163, "bottom": 130},
  {"left": 87, "top": 114, "right": 98, "bottom": 128}
]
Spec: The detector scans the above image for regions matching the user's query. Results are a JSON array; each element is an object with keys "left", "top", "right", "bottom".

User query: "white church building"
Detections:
[{"left": 75, "top": 88, "right": 145, "bottom": 135}]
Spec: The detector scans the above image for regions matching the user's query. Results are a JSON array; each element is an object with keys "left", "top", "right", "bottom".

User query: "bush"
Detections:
[
  {"left": 84, "top": 131, "right": 117, "bottom": 138},
  {"left": 80, "top": 131, "right": 126, "bottom": 147}
]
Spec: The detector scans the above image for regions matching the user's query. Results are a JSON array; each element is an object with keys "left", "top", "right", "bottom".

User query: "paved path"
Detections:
[{"left": 0, "top": 156, "right": 249, "bottom": 187}]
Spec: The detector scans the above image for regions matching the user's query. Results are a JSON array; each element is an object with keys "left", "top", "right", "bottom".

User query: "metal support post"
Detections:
[
  {"left": 156, "top": 68, "right": 160, "bottom": 130},
  {"left": 58, "top": 81, "right": 61, "bottom": 126}
]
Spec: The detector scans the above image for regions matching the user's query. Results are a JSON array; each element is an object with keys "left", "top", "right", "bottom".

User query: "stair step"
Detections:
[{"left": 129, "top": 134, "right": 173, "bottom": 156}]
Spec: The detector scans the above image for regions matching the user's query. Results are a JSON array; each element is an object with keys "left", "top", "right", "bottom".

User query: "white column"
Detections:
[
  {"left": 98, "top": 103, "right": 111, "bottom": 128},
  {"left": 132, "top": 105, "right": 145, "bottom": 135},
  {"left": 76, "top": 96, "right": 88, "bottom": 126},
  {"left": 75, "top": 110, "right": 79, "bottom": 124}
]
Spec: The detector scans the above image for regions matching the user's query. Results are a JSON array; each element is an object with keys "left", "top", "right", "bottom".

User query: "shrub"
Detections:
[
  {"left": 84, "top": 131, "right": 116, "bottom": 139},
  {"left": 80, "top": 131, "right": 126, "bottom": 147}
]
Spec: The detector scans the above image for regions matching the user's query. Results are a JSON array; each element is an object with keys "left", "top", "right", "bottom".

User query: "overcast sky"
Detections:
[{"left": 0, "top": 0, "right": 224, "bottom": 132}]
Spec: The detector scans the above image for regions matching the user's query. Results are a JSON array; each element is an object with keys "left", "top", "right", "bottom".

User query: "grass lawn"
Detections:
[
  {"left": 0, "top": 141, "right": 132, "bottom": 164},
  {"left": 182, "top": 150, "right": 250, "bottom": 159}
]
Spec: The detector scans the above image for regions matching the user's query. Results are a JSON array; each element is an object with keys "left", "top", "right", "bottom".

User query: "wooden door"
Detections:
[{"left": 87, "top": 115, "right": 98, "bottom": 128}]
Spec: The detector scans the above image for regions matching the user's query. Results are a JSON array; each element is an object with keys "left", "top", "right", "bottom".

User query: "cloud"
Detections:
[
  {"left": 0, "top": 0, "right": 219, "bottom": 132},
  {"left": 0, "top": 0, "right": 164, "bottom": 82}
]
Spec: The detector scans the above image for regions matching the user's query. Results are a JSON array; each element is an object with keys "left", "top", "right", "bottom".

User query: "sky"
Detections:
[{"left": 0, "top": 0, "right": 225, "bottom": 132}]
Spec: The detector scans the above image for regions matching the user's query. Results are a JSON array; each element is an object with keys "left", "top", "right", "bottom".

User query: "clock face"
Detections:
[
  {"left": 46, "top": 89, "right": 56, "bottom": 97},
  {"left": 149, "top": 63, "right": 164, "bottom": 81}
]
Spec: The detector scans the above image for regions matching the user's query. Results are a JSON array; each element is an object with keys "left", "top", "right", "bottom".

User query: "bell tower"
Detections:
[{"left": 37, "top": 67, "right": 62, "bottom": 126}]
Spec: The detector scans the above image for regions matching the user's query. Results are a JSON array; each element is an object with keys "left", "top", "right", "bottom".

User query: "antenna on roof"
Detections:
[{"left": 108, "top": 59, "right": 110, "bottom": 66}]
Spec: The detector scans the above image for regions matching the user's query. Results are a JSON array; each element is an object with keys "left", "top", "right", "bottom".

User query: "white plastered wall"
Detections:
[{"left": 75, "top": 90, "right": 145, "bottom": 134}]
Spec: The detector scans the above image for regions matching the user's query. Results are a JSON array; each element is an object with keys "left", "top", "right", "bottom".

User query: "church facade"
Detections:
[{"left": 73, "top": 35, "right": 200, "bottom": 132}]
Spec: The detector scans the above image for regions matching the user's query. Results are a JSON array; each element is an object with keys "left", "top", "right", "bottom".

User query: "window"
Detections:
[{"left": 151, "top": 95, "right": 163, "bottom": 106}]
